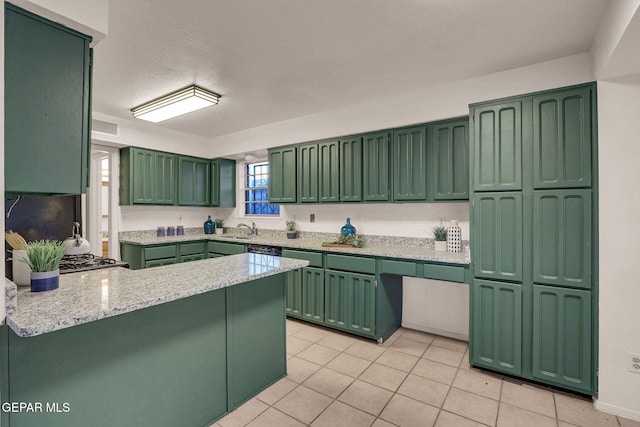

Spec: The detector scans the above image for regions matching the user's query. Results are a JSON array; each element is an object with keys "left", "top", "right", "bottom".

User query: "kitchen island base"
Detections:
[{"left": 0, "top": 274, "right": 286, "bottom": 427}]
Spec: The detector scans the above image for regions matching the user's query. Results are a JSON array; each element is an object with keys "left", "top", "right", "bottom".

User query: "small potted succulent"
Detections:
[
  {"left": 432, "top": 225, "right": 448, "bottom": 251},
  {"left": 214, "top": 218, "right": 225, "bottom": 235},
  {"left": 21, "top": 240, "right": 66, "bottom": 292},
  {"left": 286, "top": 220, "right": 298, "bottom": 239}
]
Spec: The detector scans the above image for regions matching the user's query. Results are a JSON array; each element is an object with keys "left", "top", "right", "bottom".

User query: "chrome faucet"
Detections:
[{"left": 237, "top": 221, "right": 257, "bottom": 235}]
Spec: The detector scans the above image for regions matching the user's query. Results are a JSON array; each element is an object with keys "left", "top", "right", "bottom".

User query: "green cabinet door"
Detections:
[
  {"left": 346, "top": 272, "right": 376, "bottom": 337},
  {"left": 473, "top": 192, "right": 523, "bottom": 282},
  {"left": 154, "top": 152, "right": 176, "bottom": 205},
  {"left": 131, "top": 148, "right": 155, "bottom": 204},
  {"left": 362, "top": 132, "right": 391, "bottom": 201},
  {"left": 319, "top": 140, "right": 340, "bottom": 203},
  {"left": 268, "top": 146, "right": 297, "bottom": 203},
  {"left": 285, "top": 269, "right": 303, "bottom": 319},
  {"left": 471, "top": 279, "right": 522, "bottom": 375},
  {"left": 324, "top": 270, "right": 349, "bottom": 330},
  {"left": 533, "top": 87, "right": 592, "bottom": 189},
  {"left": 340, "top": 137, "right": 363, "bottom": 202},
  {"left": 532, "top": 285, "right": 592, "bottom": 393},
  {"left": 533, "top": 190, "right": 592, "bottom": 289},
  {"left": 393, "top": 126, "right": 427, "bottom": 201},
  {"left": 5, "top": 5, "right": 92, "bottom": 195},
  {"left": 430, "top": 118, "right": 469, "bottom": 200},
  {"left": 302, "top": 267, "right": 325, "bottom": 324},
  {"left": 178, "top": 156, "right": 211, "bottom": 206},
  {"left": 211, "top": 158, "right": 236, "bottom": 207},
  {"left": 144, "top": 258, "right": 177, "bottom": 268},
  {"left": 298, "top": 143, "right": 319, "bottom": 203},
  {"left": 473, "top": 102, "right": 522, "bottom": 191}
]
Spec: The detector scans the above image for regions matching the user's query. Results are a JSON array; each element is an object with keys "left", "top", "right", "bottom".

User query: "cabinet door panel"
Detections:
[
  {"left": 471, "top": 279, "right": 522, "bottom": 375},
  {"left": 155, "top": 153, "right": 176, "bottom": 205},
  {"left": 473, "top": 102, "right": 522, "bottom": 191},
  {"left": 319, "top": 141, "right": 340, "bottom": 202},
  {"left": 432, "top": 119, "right": 469, "bottom": 200},
  {"left": 178, "top": 157, "right": 210, "bottom": 206},
  {"left": 340, "top": 138, "right": 362, "bottom": 202},
  {"left": 533, "top": 190, "right": 592, "bottom": 289},
  {"left": 268, "top": 147, "right": 297, "bottom": 203},
  {"left": 533, "top": 88, "right": 592, "bottom": 188},
  {"left": 473, "top": 192, "right": 523, "bottom": 281},
  {"left": 532, "top": 285, "right": 592, "bottom": 393},
  {"left": 393, "top": 126, "right": 427, "bottom": 201},
  {"left": 132, "top": 149, "right": 155, "bottom": 204},
  {"left": 362, "top": 132, "right": 391, "bottom": 201},
  {"left": 285, "top": 269, "right": 303, "bottom": 319},
  {"left": 347, "top": 273, "right": 376, "bottom": 336},
  {"left": 324, "top": 270, "right": 349, "bottom": 329},
  {"left": 298, "top": 143, "right": 319, "bottom": 203},
  {"left": 302, "top": 267, "right": 325, "bottom": 324}
]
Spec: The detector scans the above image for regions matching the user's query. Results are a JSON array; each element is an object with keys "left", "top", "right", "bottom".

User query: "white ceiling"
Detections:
[{"left": 91, "top": 0, "right": 610, "bottom": 140}]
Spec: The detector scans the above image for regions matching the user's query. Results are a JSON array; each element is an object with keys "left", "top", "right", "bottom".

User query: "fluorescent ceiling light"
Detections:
[{"left": 131, "top": 85, "right": 220, "bottom": 122}]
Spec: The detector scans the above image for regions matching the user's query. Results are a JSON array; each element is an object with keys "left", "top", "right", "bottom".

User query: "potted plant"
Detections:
[
  {"left": 432, "top": 225, "right": 448, "bottom": 251},
  {"left": 214, "top": 219, "right": 224, "bottom": 235},
  {"left": 286, "top": 220, "right": 298, "bottom": 239},
  {"left": 21, "top": 240, "right": 66, "bottom": 292}
]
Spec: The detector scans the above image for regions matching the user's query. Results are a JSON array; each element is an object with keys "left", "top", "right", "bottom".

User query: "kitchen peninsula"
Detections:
[{"left": 1, "top": 254, "right": 308, "bottom": 427}]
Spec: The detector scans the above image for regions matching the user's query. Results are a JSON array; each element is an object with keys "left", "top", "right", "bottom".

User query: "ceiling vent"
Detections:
[{"left": 92, "top": 119, "right": 119, "bottom": 136}]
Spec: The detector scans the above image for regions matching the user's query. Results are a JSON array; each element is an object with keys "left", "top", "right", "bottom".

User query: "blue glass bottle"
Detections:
[
  {"left": 341, "top": 218, "right": 356, "bottom": 236},
  {"left": 204, "top": 216, "right": 214, "bottom": 234}
]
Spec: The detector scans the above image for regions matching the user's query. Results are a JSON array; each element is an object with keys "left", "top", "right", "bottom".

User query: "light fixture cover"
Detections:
[{"left": 131, "top": 85, "right": 220, "bottom": 122}]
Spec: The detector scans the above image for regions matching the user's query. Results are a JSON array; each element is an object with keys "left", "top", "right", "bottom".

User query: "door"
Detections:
[
  {"left": 473, "top": 102, "right": 522, "bottom": 191},
  {"left": 533, "top": 87, "right": 592, "bottom": 189},
  {"left": 532, "top": 285, "right": 592, "bottom": 393},
  {"left": 473, "top": 192, "right": 523, "bottom": 282},
  {"left": 362, "top": 132, "right": 391, "bottom": 201},
  {"left": 324, "top": 270, "right": 349, "bottom": 329},
  {"left": 268, "top": 147, "right": 297, "bottom": 203},
  {"left": 302, "top": 267, "right": 325, "bottom": 324},
  {"left": 533, "top": 190, "right": 592, "bottom": 289},
  {"left": 298, "top": 143, "right": 318, "bottom": 203},
  {"left": 346, "top": 273, "right": 376, "bottom": 336},
  {"left": 340, "top": 137, "right": 362, "bottom": 202},
  {"left": 431, "top": 119, "right": 469, "bottom": 200},
  {"left": 285, "top": 269, "right": 303, "bottom": 319},
  {"left": 318, "top": 140, "right": 340, "bottom": 202},
  {"left": 132, "top": 148, "right": 155, "bottom": 204},
  {"left": 155, "top": 152, "right": 176, "bottom": 205},
  {"left": 393, "top": 126, "right": 427, "bottom": 201},
  {"left": 178, "top": 156, "right": 210, "bottom": 206},
  {"left": 471, "top": 279, "right": 522, "bottom": 375}
]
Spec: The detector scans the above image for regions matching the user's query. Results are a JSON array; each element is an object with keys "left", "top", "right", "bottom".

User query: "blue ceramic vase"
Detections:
[
  {"left": 204, "top": 216, "right": 214, "bottom": 234},
  {"left": 341, "top": 218, "right": 356, "bottom": 236}
]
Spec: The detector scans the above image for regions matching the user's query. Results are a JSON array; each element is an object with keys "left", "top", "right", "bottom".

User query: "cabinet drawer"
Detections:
[
  {"left": 423, "top": 263, "right": 465, "bottom": 283},
  {"left": 380, "top": 259, "right": 417, "bottom": 276},
  {"left": 326, "top": 254, "right": 376, "bottom": 274},
  {"left": 144, "top": 245, "right": 177, "bottom": 261},
  {"left": 180, "top": 241, "right": 206, "bottom": 256},
  {"left": 282, "top": 249, "right": 323, "bottom": 268},
  {"left": 180, "top": 253, "right": 206, "bottom": 263},
  {"left": 207, "top": 241, "right": 246, "bottom": 255}
]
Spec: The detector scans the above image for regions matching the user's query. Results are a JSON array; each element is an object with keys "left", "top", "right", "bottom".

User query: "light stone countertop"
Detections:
[
  {"left": 119, "top": 233, "right": 471, "bottom": 265},
  {"left": 5, "top": 254, "right": 308, "bottom": 338}
]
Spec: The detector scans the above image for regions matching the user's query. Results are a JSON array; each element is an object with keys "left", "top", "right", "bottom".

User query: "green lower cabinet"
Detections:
[
  {"left": 285, "top": 269, "right": 303, "bottom": 319},
  {"left": 324, "top": 270, "right": 376, "bottom": 337},
  {"left": 471, "top": 279, "right": 522, "bottom": 376},
  {"left": 302, "top": 267, "right": 325, "bottom": 324},
  {"left": 179, "top": 254, "right": 205, "bottom": 263},
  {"left": 532, "top": 285, "right": 592, "bottom": 393}
]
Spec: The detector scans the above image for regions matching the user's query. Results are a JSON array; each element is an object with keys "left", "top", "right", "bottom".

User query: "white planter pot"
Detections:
[
  {"left": 434, "top": 241, "right": 447, "bottom": 251},
  {"left": 12, "top": 249, "right": 31, "bottom": 286},
  {"left": 215, "top": 228, "right": 224, "bottom": 235}
]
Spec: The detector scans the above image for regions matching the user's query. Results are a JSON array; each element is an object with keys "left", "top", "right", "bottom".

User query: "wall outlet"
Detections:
[
  {"left": 629, "top": 353, "right": 640, "bottom": 374},
  {"left": 310, "top": 214, "right": 315, "bottom": 223}
]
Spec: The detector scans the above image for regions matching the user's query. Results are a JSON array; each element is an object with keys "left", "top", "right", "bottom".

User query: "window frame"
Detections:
[{"left": 241, "top": 160, "right": 280, "bottom": 218}]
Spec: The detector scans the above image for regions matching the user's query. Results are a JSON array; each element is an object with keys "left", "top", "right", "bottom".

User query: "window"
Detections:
[{"left": 245, "top": 162, "right": 280, "bottom": 216}]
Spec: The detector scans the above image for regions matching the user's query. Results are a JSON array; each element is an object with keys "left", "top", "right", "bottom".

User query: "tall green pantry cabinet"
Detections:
[{"left": 469, "top": 83, "right": 598, "bottom": 395}]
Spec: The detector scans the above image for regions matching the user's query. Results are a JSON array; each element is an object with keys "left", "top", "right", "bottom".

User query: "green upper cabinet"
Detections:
[
  {"left": 533, "top": 190, "right": 592, "bottom": 289},
  {"left": 340, "top": 136, "right": 363, "bottom": 202},
  {"left": 318, "top": 140, "right": 340, "bottom": 203},
  {"left": 5, "top": 5, "right": 92, "bottom": 196},
  {"left": 210, "top": 158, "right": 236, "bottom": 207},
  {"left": 298, "top": 143, "right": 319, "bottom": 203},
  {"left": 472, "top": 102, "right": 522, "bottom": 191},
  {"left": 430, "top": 118, "right": 469, "bottom": 200},
  {"left": 393, "top": 125, "right": 427, "bottom": 201},
  {"left": 473, "top": 192, "right": 523, "bottom": 282},
  {"left": 533, "top": 87, "right": 592, "bottom": 189},
  {"left": 362, "top": 131, "right": 391, "bottom": 201},
  {"left": 178, "top": 156, "right": 210, "bottom": 206},
  {"left": 532, "top": 285, "right": 592, "bottom": 393},
  {"left": 268, "top": 146, "right": 297, "bottom": 204},
  {"left": 120, "top": 147, "right": 176, "bottom": 205},
  {"left": 471, "top": 279, "right": 522, "bottom": 376}
]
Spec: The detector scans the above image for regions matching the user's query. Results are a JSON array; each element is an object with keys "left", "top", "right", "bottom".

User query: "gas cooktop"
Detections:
[{"left": 59, "top": 254, "right": 129, "bottom": 274}]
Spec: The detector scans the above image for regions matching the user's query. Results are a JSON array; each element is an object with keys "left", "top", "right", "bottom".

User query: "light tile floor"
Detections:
[{"left": 213, "top": 319, "right": 640, "bottom": 427}]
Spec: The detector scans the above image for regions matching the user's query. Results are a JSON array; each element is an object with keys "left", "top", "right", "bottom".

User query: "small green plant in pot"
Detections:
[
  {"left": 21, "top": 240, "right": 66, "bottom": 292},
  {"left": 214, "top": 218, "right": 224, "bottom": 235},
  {"left": 432, "top": 225, "right": 448, "bottom": 251},
  {"left": 286, "top": 220, "right": 298, "bottom": 239}
]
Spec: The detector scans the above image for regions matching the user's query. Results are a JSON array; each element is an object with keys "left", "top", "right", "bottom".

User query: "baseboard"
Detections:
[
  {"left": 594, "top": 399, "right": 640, "bottom": 422},
  {"left": 401, "top": 322, "right": 469, "bottom": 342}
]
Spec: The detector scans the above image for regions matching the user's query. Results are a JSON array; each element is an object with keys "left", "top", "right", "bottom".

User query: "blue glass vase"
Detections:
[
  {"left": 341, "top": 218, "right": 356, "bottom": 236},
  {"left": 204, "top": 216, "right": 214, "bottom": 234}
]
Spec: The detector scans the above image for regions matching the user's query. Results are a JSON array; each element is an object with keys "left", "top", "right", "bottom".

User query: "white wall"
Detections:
[{"left": 594, "top": 78, "right": 640, "bottom": 421}]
